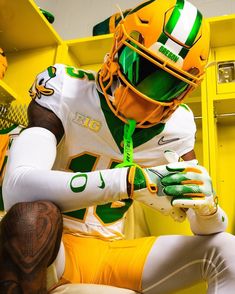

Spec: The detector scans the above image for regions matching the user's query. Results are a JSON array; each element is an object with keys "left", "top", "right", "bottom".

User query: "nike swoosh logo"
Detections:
[
  {"left": 158, "top": 136, "right": 180, "bottom": 145},
  {"left": 98, "top": 172, "right": 105, "bottom": 189}
]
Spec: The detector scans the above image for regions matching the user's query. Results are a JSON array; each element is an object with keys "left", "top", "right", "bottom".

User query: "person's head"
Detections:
[{"left": 99, "top": 0, "right": 210, "bottom": 128}]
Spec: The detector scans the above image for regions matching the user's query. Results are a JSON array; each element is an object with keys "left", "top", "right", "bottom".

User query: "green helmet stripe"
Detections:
[
  {"left": 185, "top": 10, "right": 202, "bottom": 46},
  {"left": 179, "top": 47, "right": 188, "bottom": 59},
  {"left": 165, "top": 0, "right": 185, "bottom": 35},
  {"left": 156, "top": 0, "right": 201, "bottom": 61},
  {"left": 158, "top": 32, "right": 168, "bottom": 45}
]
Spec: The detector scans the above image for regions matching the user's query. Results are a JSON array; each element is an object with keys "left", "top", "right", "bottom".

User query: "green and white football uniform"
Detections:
[{"left": 31, "top": 63, "right": 196, "bottom": 240}]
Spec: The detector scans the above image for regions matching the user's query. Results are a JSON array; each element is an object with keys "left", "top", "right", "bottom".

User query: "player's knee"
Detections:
[
  {"left": 209, "top": 232, "right": 235, "bottom": 261},
  {"left": 211, "top": 232, "right": 235, "bottom": 246},
  {"left": 1, "top": 200, "right": 63, "bottom": 243},
  {"left": 206, "top": 232, "right": 235, "bottom": 279},
  {"left": 1, "top": 201, "right": 63, "bottom": 269}
]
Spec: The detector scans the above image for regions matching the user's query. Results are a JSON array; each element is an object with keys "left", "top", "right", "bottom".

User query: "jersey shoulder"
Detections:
[
  {"left": 29, "top": 63, "right": 65, "bottom": 101},
  {"left": 163, "top": 103, "right": 196, "bottom": 155},
  {"left": 168, "top": 103, "right": 196, "bottom": 133},
  {"left": 29, "top": 64, "right": 97, "bottom": 117}
]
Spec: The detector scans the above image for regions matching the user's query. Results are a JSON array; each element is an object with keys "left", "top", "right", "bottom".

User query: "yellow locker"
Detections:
[
  {"left": 0, "top": 0, "right": 63, "bottom": 104},
  {"left": 206, "top": 15, "right": 235, "bottom": 234}
]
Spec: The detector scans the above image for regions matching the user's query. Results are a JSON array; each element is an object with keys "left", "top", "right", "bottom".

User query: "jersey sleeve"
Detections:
[{"left": 29, "top": 64, "right": 65, "bottom": 118}]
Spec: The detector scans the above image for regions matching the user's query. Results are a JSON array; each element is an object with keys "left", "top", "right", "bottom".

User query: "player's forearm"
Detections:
[
  {"left": 2, "top": 127, "right": 128, "bottom": 211},
  {"left": 3, "top": 165, "right": 128, "bottom": 212},
  {"left": 186, "top": 206, "right": 228, "bottom": 235}
]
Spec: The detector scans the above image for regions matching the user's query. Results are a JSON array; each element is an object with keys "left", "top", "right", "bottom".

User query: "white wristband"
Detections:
[{"left": 186, "top": 206, "right": 228, "bottom": 235}]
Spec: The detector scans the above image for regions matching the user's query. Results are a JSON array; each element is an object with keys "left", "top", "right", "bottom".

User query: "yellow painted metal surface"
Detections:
[
  {"left": 216, "top": 116, "right": 235, "bottom": 234},
  {"left": 0, "top": 80, "right": 18, "bottom": 104},
  {"left": 0, "top": 0, "right": 62, "bottom": 53},
  {"left": 208, "top": 14, "right": 235, "bottom": 48},
  {"left": 3, "top": 46, "right": 58, "bottom": 104},
  {"left": 214, "top": 46, "right": 235, "bottom": 97},
  {"left": 66, "top": 34, "right": 113, "bottom": 66},
  {"left": 0, "top": 0, "right": 62, "bottom": 104},
  {"left": 205, "top": 15, "right": 235, "bottom": 236}
]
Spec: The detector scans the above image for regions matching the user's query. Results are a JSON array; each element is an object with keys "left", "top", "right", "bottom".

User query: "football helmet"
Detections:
[{"left": 99, "top": 0, "right": 210, "bottom": 128}]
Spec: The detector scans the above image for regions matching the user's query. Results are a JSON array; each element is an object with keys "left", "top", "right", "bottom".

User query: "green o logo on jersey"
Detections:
[{"left": 70, "top": 173, "right": 88, "bottom": 193}]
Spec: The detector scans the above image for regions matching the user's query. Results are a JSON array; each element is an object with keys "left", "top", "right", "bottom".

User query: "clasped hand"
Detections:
[{"left": 149, "top": 160, "right": 217, "bottom": 216}]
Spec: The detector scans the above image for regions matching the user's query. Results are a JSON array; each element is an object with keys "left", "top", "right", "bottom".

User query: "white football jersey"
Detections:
[{"left": 30, "top": 63, "right": 196, "bottom": 240}]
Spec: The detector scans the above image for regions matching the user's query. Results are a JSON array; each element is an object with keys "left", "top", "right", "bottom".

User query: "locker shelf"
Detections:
[{"left": 0, "top": 0, "right": 62, "bottom": 53}]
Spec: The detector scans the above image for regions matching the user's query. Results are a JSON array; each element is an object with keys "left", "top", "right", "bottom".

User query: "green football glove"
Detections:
[
  {"left": 128, "top": 163, "right": 187, "bottom": 222},
  {"left": 163, "top": 161, "right": 218, "bottom": 216},
  {"left": 128, "top": 160, "right": 217, "bottom": 220}
]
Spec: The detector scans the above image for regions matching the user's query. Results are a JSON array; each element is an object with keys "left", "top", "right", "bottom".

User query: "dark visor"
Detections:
[{"left": 118, "top": 42, "right": 189, "bottom": 102}]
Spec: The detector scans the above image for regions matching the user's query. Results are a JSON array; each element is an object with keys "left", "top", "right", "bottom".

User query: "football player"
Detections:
[{"left": 1, "top": 0, "right": 235, "bottom": 293}]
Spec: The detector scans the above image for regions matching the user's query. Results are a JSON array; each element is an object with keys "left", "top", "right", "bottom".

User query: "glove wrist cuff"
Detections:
[
  {"left": 127, "top": 166, "right": 157, "bottom": 198},
  {"left": 196, "top": 195, "right": 218, "bottom": 216}
]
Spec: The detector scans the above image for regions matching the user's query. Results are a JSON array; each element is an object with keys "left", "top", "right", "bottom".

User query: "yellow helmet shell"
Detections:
[{"left": 122, "top": 0, "right": 210, "bottom": 74}]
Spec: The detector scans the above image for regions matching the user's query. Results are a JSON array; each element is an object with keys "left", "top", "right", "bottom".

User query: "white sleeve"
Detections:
[
  {"left": 2, "top": 127, "right": 128, "bottom": 212},
  {"left": 186, "top": 206, "right": 228, "bottom": 235}
]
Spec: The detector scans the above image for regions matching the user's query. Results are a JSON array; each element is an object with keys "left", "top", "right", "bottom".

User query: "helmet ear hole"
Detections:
[
  {"left": 200, "top": 55, "right": 207, "bottom": 61},
  {"left": 137, "top": 16, "right": 149, "bottom": 25},
  {"left": 188, "top": 67, "right": 200, "bottom": 76},
  {"left": 130, "top": 31, "right": 144, "bottom": 44}
]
